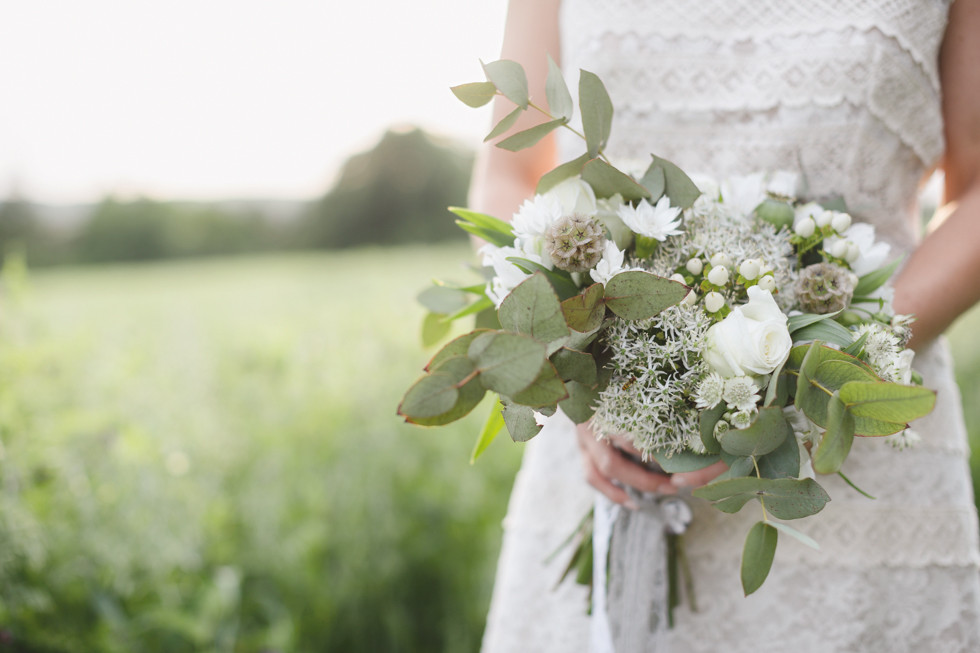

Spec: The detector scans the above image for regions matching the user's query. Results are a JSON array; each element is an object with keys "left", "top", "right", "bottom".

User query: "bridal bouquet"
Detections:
[{"left": 398, "top": 60, "right": 935, "bottom": 596}]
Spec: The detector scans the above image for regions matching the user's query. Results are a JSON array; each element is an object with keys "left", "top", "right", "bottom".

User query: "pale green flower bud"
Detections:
[
  {"left": 670, "top": 272, "right": 686, "bottom": 284},
  {"left": 757, "top": 275, "right": 777, "bottom": 292},
  {"left": 829, "top": 239, "right": 850, "bottom": 260},
  {"left": 707, "top": 266, "right": 730, "bottom": 286},
  {"left": 831, "top": 212, "right": 852, "bottom": 233},
  {"left": 794, "top": 216, "right": 816, "bottom": 238},
  {"left": 686, "top": 258, "right": 704, "bottom": 275},
  {"left": 705, "top": 291, "right": 726, "bottom": 313},
  {"left": 739, "top": 259, "right": 761, "bottom": 281},
  {"left": 682, "top": 289, "right": 698, "bottom": 306}
]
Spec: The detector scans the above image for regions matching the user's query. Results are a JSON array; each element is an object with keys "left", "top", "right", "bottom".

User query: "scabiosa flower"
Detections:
[
  {"left": 545, "top": 214, "right": 606, "bottom": 272},
  {"left": 795, "top": 262, "right": 858, "bottom": 314},
  {"left": 616, "top": 196, "right": 683, "bottom": 241},
  {"left": 723, "top": 376, "right": 761, "bottom": 411}
]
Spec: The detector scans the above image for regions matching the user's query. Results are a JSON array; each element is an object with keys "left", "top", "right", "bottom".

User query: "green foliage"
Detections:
[
  {"left": 0, "top": 245, "right": 520, "bottom": 652},
  {"left": 741, "top": 522, "right": 777, "bottom": 596},
  {"left": 299, "top": 128, "right": 473, "bottom": 249}
]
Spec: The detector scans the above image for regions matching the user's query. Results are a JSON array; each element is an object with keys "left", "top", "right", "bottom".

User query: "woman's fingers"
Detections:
[
  {"left": 670, "top": 461, "right": 729, "bottom": 489},
  {"left": 575, "top": 424, "right": 675, "bottom": 504}
]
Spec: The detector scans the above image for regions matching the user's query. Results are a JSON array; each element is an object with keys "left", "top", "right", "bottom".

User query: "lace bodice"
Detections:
[
  {"left": 482, "top": 2, "right": 980, "bottom": 652},
  {"left": 560, "top": 0, "right": 950, "bottom": 254}
]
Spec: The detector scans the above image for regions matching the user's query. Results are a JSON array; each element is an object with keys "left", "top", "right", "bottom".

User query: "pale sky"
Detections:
[{"left": 0, "top": 1, "right": 509, "bottom": 204}]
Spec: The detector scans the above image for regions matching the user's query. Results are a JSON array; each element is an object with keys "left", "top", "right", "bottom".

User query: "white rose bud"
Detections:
[
  {"left": 686, "top": 258, "right": 704, "bottom": 275},
  {"left": 831, "top": 212, "right": 852, "bottom": 234},
  {"left": 705, "top": 291, "right": 726, "bottom": 313},
  {"left": 829, "top": 239, "right": 850, "bottom": 260},
  {"left": 794, "top": 216, "right": 816, "bottom": 238},
  {"left": 845, "top": 241, "right": 861, "bottom": 263},
  {"left": 707, "top": 266, "right": 730, "bottom": 286},
  {"left": 739, "top": 259, "right": 761, "bottom": 281},
  {"left": 710, "top": 253, "right": 732, "bottom": 269},
  {"left": 670, "top": 273, "right": 686, "bottom": 284},
  {"left": 757, "top": 275, "right": 777, "bottom": 292},
  {"left": 815, "top": 210, "right": 834, "bottom": 228}
]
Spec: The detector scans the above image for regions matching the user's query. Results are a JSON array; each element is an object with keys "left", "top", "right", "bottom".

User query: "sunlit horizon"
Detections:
[{"left": 0, "top": 0, "right": 508, "bottom": 205}]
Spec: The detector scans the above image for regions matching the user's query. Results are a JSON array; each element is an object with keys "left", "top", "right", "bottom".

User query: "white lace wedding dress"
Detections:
[{"left": 481, "top": 1, "right": 980, "bottom": 651}]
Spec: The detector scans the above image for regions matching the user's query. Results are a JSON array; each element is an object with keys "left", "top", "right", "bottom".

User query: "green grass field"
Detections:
[{"left": 1, "top": 245, "right": 979, "bottom": 652}]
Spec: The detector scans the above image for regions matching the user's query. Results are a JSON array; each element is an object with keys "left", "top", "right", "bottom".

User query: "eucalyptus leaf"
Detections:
[
  {"left": 639, "top": 163, "right": 666, "bottom": 201},
  {"left": 693, "top": 477, "right": 830, "bottom": 520},
  {"left": 579, "top": 70, "right": 613, "bottom": 157},
  {"left": 560, "top": 380, "right": 600, "bottom": 424},
  {"left": 443, "top": 295, "right": 494, "bottom": 323},
  {"left": 716, "top": 454, "right": 755, "bottom": 481},
  {"left": 510, "top": 361, "right": 569, "bottom": 408},
  {"left": 450, "top": 81, "right": 497, "bottom": 108},
  {"left": 757, "top": 430, "right": 801, "bottom": 479},
  {"left": 468, "top": 331, "right": 547, "bottom": 396},
  {"left": 719, "top": 407, "right": 791, "bottom": 457},
  {"left": 426, "top": 330, "right": 492, "bottom": 370},
  {"left": 581, "top": 159, "right": 651, "bottom": 201},
  {"left": 470, "top": 399, "right": 505, "bottom": 463},
  {"left": 545, "top": 54, "right": 573, "bottom": 120},
  {"left": 497, "top": 119, "right": 567, "bottom": 152},
  {"left": 421, "top": 312, "right": 452, "bottom": 348},
  {"left": 839, "top": 381, "right": 936, "bottom": 425},
  {"left": 482, "top": 59, "right": 529, "bottom": 109},
  {"left": 853, "top": 256, "right": 903, "bottom": 298},
  {"left": 418, "top": 285, "right": 469, "bottom": 315},
  {"left": 561, "top": 283, "right": 606, "bottom": 332},
  {"left": 400, "top": 357, "right": 486, "bottom": 426},
  {"left": 812, "top": 392, "right": 855, "bottom": 474},
  {"left": 504, "top": 257, "right": 581, "bottom": 300},
  {"left": 399, "top": 370, "right": 459, "bottom": 420},
  {"left": 565, "top": 323, "right": 602, "bottom": 352},
  {"left": 769, "top": 521, "right": 820, "bottom": 550},
  {"left": 536, "top": 154, "right": 590, "bottom": 194},
  {"left": 699, "top": 402, "right": 727, "bottom": 454},
  {"left": 742, "top": 522, "right": 778, "bottom": 596},
  {"left": 650, "top": 450, "right": 720, "bottom": 473},
  {"left": 649, "top": 154, "right": 701, "bottom": 209},
  {"left": 603, "top": 271, "right": 688, "bottom": 320},
  {"left": 502, "top": 403, "right": 542, "bottom": 442},
  {"left": 551, "top": 347, "right": 598, "bottom": 386},
  {"left": 484, "top": 106, "right": 524, "bottom": 142},
  {"left": 498, "top": 273, "right": 570, "bottom": 346}
]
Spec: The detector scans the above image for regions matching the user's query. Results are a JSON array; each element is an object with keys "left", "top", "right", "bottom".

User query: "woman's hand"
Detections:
[{"left": 576, "top": 423, "right": 727, "bottom": 508}]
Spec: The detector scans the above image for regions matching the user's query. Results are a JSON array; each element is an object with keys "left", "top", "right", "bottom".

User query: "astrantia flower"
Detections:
[
  {"left": 853, "top": 324, "right": 913, "bottom": 383},
  {"left": 730, "top": 409, "right": 757, "bottom": 430},
  {"left": 723, "top": 376, "right": 761, "bottom": 411},
  {"left": 617, "top": 196, "right": 683, "bottom": 241},
  {"left": 695, "top": 372, "right": 725, "bottom": 408}
]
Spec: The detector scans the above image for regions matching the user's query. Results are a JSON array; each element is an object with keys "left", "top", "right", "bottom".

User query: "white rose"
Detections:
[{"left": 703, "top": 286, "right": 793, "bottom": 377}]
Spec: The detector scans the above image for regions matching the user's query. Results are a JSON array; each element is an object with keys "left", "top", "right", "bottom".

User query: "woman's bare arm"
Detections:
[{"left": 892, "top": 0, "right": 980, "bottom": 346}]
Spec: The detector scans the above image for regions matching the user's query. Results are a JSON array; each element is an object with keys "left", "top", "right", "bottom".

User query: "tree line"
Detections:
[{"left": 0, "top": 128, "right": 473, "bottom": 267}]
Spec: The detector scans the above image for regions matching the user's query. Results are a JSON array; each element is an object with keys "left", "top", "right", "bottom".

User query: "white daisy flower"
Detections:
[{"left": 617, "top": 196, "right": 683, "bottom": 241}]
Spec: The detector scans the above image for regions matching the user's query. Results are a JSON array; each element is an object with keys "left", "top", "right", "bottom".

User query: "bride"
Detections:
[{"left": 473, "top": 1, "right": 980, "bottom": 651}]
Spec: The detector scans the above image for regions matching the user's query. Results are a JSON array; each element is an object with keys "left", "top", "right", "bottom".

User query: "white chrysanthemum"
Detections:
[
  {"left": 511, "top": 194, "right": 563, "bottom": 267},
  {"left": 723, "top": 376, "right": 762, "bottom": 411},
  {"left": 824, "top": 222, "right": 891, "bottom": 277},
  {"left": 617, "top": 196, "right": 683, "bottom": 241},
  {"left": 720, "top": 173, "right": 767, "bottom": 216},
  {"left": 695, "top": 373, "right": 725, "bottom": 408},
  {"left": 731, "top": 409, "right": 757, "bottom": 430},
  {"left": 590, "top": 240, "right": 632, "bottom": 285},
  {"left": 480, "top": 244, "right": 531, "bottom": 307}
]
